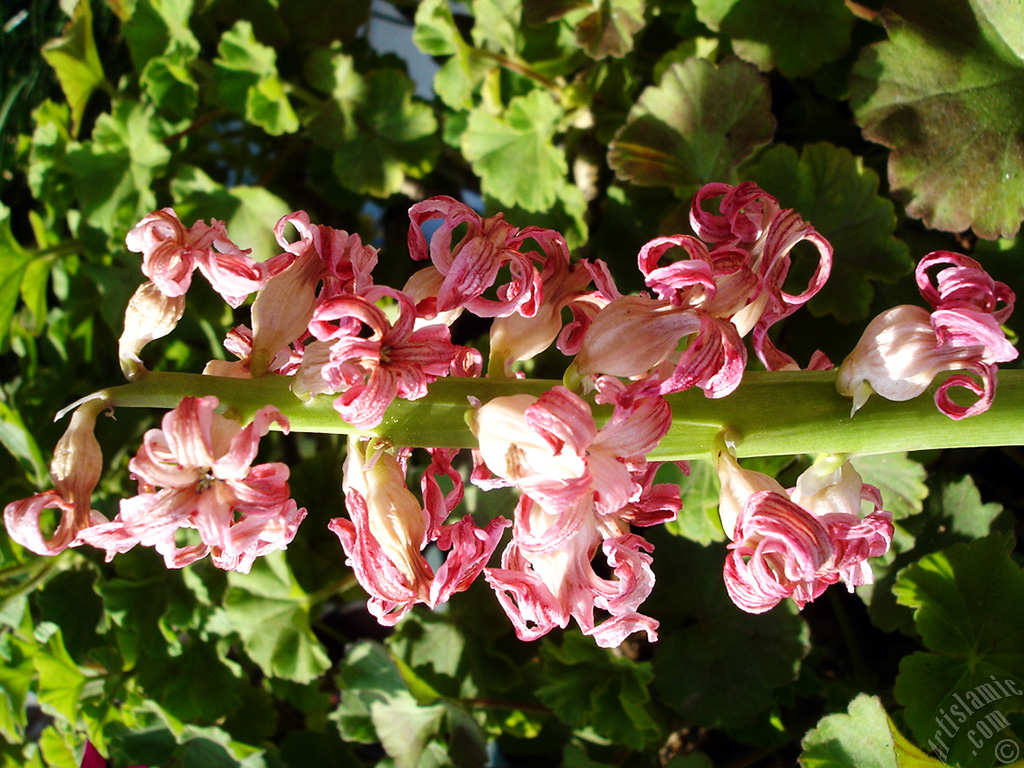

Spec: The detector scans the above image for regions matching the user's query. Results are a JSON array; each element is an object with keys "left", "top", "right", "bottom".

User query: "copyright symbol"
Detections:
[{"left": 995, "top": 739, "right": 1020, "bottom": 764}]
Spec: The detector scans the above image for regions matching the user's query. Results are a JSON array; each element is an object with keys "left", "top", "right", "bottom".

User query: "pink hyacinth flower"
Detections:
[
  {"left": 407, "top": 195, "right": 557, "bottom": 318},
  {"left": 716, "top": 446, "right": 893, "bottom": 614},
  {"left": 78, "top": 396, "right": 303, "bottom": 572},
  {"left": 306, "top": 286, "right": 460, "bottom": 430},
  {"left": 485, "top": 496, "right": 660, "bottom": 647},
  {"left": 330, "top": 438, "right": 509, "bottom": 625},
  {"left": 837, "top": 251, "right": 1016, "bottom": 419},
  {"left": 248, "top": 211, "right": 377, "bottom": 376},
  {"left": 472, "top": 385, "right": 673, "bottom": 646},
  {"left": 126, "top": 208, "right": 267, "bottom": 307}
]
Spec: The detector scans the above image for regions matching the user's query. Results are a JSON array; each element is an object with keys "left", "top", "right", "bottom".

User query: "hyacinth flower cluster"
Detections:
[{"left": 3, "top": 182, "right": 1017, "bottom": 648}]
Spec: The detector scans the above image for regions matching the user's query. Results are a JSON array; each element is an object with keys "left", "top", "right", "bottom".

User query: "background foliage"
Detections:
[{"left": 1, "top": 0, "right": 1023, "bottom": 766}]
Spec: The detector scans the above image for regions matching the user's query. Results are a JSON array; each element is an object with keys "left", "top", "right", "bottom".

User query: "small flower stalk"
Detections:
[
  {"left": 5, "top": 180, "right": 1013, "bottom": 647},
  {"left": 837, "top": 251, "right": 1017, "bottom": 419}
]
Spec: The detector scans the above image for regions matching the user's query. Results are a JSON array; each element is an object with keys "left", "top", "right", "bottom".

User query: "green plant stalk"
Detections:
[{"left": 86, "top": 370, "right": 1024, "bottom": 461}]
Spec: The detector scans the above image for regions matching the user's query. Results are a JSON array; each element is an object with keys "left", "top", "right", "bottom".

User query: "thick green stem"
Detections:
[{"left": 85, "top": 369, "right": 1024, "bottom": 460}]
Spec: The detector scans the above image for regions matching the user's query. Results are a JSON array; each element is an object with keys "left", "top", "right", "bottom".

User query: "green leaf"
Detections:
[
  {"left": 331, "top": 68, "right": 438, "bottom": 197},
  {"left": 0, "top": 205, "right": 32, "bottom": 353},
  {"left": 0, "top": 402, "right": 48, "bottom": 488},
  {"left": 800, "top": 693, "right": 945, "bottom": 768},
  {"left": 859, "top": 472, "right": 1002, "bottom": 635},
  {"left": 65, "top": 100, "right": 171, "bottom": 235},
  {"left": 893, "top": 534, "right": 1024, "bottom": 767},
  {"left": 571, "top": 0, "right": 646, "bottom": 60},
  {"left": 303, "top": 49, "right": 365, "bottom": 148},
  {"left": 648, "top": 534, "right": 810, "bottom": 730},
  {"left": 27, "top": 101, "right": 74, "bottom": 215},
  {"left": 608, "top": 57, "right": 775, "bottom": 200},
  {"left": 213, "top": 21, "right": 298, "bottom": 136},
  {"left": 96, "top": 557, "right": 200, "bottom": 666},
  {"left": 123, "top": 0, "right": 200, "bottom": 72},
  {"left": 331, "top": 640, "right": 453, "bottom": 768},
  {"left": 32, "top": 625, "right": 87, "bottom": 725},
  {"left": 0, "top": 634, "right": 37, "bottom": 742},
  {"left": 662, "top": 459, "right": 726, "bottom": 544},
  {"left": 413, "top": 0, "right": 463, "bottom": 56},
  {"left": 742, "top": 142, "right": 913, "bottom": 322},
  {"left": 471, "top": 0, "right": 523, "bottom": 55},
  {"left": 140, "top": 56, "right": 199, "bottom": 120},
  {"left": 223, "top": 551, "right": 330, "bottom": 683},
  {"left": 537, "top": 632, "right": 661, "bottom": 750},
  {"left": 370, "top": 698, "right": 447, "bottom": 768},
  {"left": 462, "top": 89, "right": 568, "bottom": 211},
  {"left": 41, "top": 0, "right": 108, "bottom": 137},
  {"left": 694, "top": 0, "right": 853, "bottom": 77},
  {"left": 137, "top": 640, "right": 243, "bottom": 722},
  {"left": 851, "top": 0, "right": 1024, "bottom": 238},
  {"left": 849, "top": 452, "right": 928, "bottom": 521}
]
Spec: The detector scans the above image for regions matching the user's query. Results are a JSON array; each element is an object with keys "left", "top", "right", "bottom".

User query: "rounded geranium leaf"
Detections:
[
  {"left": 893, "top": 534, "right": 1024, "bottom": 767},
  {"left": 743, "top": 142, "right": 913, "bottom": 322},
  {"left": 851, "top": 0, "right": 1024, "bottom": 239},
  {"left": 694, "top": 0, "right": 854, "bottom": 78},
  {"left": 608, "top": 57, "right": 775, "bottom": 200},
  {"left": 462, "top": 89, "right": 568, "bottom": 212}
]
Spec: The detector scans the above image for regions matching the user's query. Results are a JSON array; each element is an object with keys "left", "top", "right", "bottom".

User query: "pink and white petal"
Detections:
[
  {"left": 429, "top": 515, "right": 511, "bottom": 607},
  {"left": 194, "top": 251, "right": 266, "bottom": 307},
  {"left": 4, "top": 491, "right": 79, "bottom": 555},
  {"left": 658, "top": 314, "right": 746, "bottom": 398},
  {"left": 576, "top": 297, "right": 701, "bottom": 379},
  {"left": 584, "top": 612, "right": 659, "bottom": 647},
  {"left": 935, "top": 365, "right": 995, "bottom": 420},
  {"left": 484, "top": 543, "right": 570, "bottom": 641},
  {"left": 213, "top": 405, "right": 289, "bottom": 481},
  {"left": 525, "top": 386, "right": 597, "bottom": 457},
  {"left": 157, "top": 397, "right": 221, "bottom": 471}
]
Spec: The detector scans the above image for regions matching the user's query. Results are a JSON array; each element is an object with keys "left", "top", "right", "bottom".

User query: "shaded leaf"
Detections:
[
  {"left": 331, "top": 69, "right": 438, "bottom": 197},
  {"left": 851, "top": 0, "right": 1024, "bottom": 238},
  {"left": 743, "top": 142, "right": 912, "bottom": 322},
  {"left": 694, "top": 0, "right": 853, "bottom": 77},
  {"left": 572, "top": 0, "right": 646, "bottom": 60},
  {"left": 462, "top": 89, "right": 568, "bottom": 211},
  {"left": 0, "top": 205, "right": 33, "bottom": 354},
  {"left": 894, "top": 534, "right": 1024, "bottom": 767},
  {"left": 859, "top": 472, "right": 1003, "bottom": 635},
  {"left": 538, "top": 632, "right": 660, "bottom": 750},
  {"left": 223, "top": 551, "right": 330, "bottom": 683},
  {"left": 41, "top": 0, "right": 107, "bottom": 137},
  {"left": 0, "top": 634, "right": 36, "bottom": 742},
  {"left": 609, "top": 57, "right": 774, "bottom": 200},
  {"left": 171, "top": 167, "right": 292, "bottom": 261},
  {"left": 800, "top": 693, "right": 944, "bottom": 768},
  {"left": 648, "top": 534, "right": 809, "bottom": 729}
]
